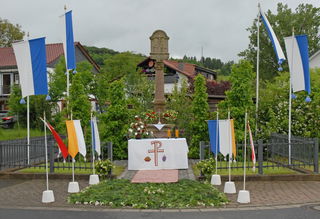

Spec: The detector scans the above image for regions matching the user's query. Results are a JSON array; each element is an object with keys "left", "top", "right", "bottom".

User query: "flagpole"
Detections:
[
  {"left": 27, "top": 95, "right": 30, "bottom": 165},
  {"left": 228, "top": 111, "right": 231, "bottom": 182},
  {"left": 288, "top": 27, "right": 295, "bottom": 165},
  {"left": 255, "top": 3, "right": 260, "bottom": 137},
  {"left": 243, "top": 111, "right": 248, "bottom": 190},
  {"left": 215, "top": 110, "right": 219, "bottom": 175},
  {"left": 43, "top": 111, "right": 49, "bottom": 191},
  {"left": 91, "top": 113, "right": 95, "bottom": 175}
]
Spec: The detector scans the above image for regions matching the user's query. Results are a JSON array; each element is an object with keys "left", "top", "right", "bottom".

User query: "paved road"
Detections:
[{"left": 1, "top": 205, "right": 320, "bottom": 219}]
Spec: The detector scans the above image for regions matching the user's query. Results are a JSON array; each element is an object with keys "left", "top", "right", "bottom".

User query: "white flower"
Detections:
[
  {"left": 135, "top": 132, "right": 138, "bottom": 136},
  {"left": 128, "top": 128, "right": 133, "bottom": 133}
]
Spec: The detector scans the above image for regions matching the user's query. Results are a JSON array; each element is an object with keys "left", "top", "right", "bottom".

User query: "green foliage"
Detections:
[
  {"left": 258, "top": 69, "right": 320, "bottom": 139},
  {"left": 100, "top": 80, "right": 130, "bottom": 159},
  {"left": 167, "top": 80, "right": 193, "bottom": 137},
  {"left": 195, "top": 158, "right": 216, "bottom": 180},
  {"left": 83, "top": 45, "right": 119, "bottom": 67},
  {"left": 69, "top": 73, "right": 91, "bottom": 128},
  {"left": 218, "top": 60, "right": 255, "bottom": 141},
  {"left": 0, "top": 18, "right": 24, "bottom": 47},
  {"left": 189, "top": 74, "right": 210, "bottom": 158},
  {"left": 7, "top": 85, "right": 52, "bottom": 129},
  {"left": 95, "top": 52, "right": 147, "bottom": 113},
  {"left": 240, "top": 3, "right": 320, "bottom": 80},
  {"left": 68, "top": 179, "right": 228, "bottom": 208},
  {"left": 95, "top": 159, "right": 115, "bottom": 179}
]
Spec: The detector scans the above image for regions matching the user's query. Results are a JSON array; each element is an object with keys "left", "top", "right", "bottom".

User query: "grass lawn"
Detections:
[
  {"left": 18, "top": 162, "right": 125, "bottom": 177},
  {"left": 192, "top": 161, "right": 298, "bottom": 178},
  {"left": 0, "top": 127, "right": 43, "bottom": 141},
  {"left": 68, "top": 179, "right": 228, "bottom": 209}
]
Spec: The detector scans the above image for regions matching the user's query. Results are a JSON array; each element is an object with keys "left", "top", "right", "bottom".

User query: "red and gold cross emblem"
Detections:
[{"left": 148, "top": 141, "right": 164, "bottom": 166}]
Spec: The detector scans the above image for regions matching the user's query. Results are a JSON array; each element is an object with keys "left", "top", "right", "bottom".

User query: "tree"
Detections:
[
  {"left": 0, "top": 18, "right": 25, "bottom": 47},
  {"left": 167, "top": 79, "right": 193, "bottom": 137},
  {"left": 96, "top": 52, "right": 145, "bottom": 112},
  {"left": 100, "top": 80, "right": 130, "bottom": 159},
  {"left": 189, "top": 74, "right": 210, "bottom": 158},
  {"left": 218, "top": 60, "right": 255, "bottom": 141},
  {"left": 258, "top": 69, "right": 320, "bottom": 139},
  {"left": 69, "top": 73, "right": 91, "bottom": 130},
  {"left": 240, "top": 3, "right": 320, "bottom": 80},
  {"left": 8, "top": 85, "right": 52, "bottom": 129}
]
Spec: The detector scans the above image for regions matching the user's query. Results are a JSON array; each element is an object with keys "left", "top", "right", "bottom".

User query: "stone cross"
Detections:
[{"left": 150, "top": 30, "right": 169, "bottom": 113}]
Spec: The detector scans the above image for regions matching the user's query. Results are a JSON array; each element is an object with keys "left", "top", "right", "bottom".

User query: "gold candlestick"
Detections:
[{"left": 167, "top": 129, "right": 171, "bottom": 138}]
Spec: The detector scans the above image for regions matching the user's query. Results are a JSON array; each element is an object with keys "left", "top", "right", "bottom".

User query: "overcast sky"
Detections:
[{"left": 1, "top": 0, "right": 319, "bottom": 62}]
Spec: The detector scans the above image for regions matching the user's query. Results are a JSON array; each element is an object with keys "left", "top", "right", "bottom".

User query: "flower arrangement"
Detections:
[
  {"left": 128, "top": 115, "right": 153, "bottom": 139},
  {"left": 145, "top": 111, "right": 159, "bottom": 124},
  {"left": 95, "top": 159, "right": 115, "bottom": 179},
  {"left": 162, "top": 110, "right": 178, "bottom": 124},
  {"left": 145, "top": 110, "right": 178, "bottom": 124}
]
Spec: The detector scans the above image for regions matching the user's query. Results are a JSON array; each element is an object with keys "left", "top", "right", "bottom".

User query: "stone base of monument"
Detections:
[
  {"left": 89, "top": 174, "right": 100, "bottom": 185},
  {"left": 224, "top": 181, "right": 236, "bottom": 194},
  {"left": 210, "top": 174, "right": 221, "bottom": 185},
  {"left": 147, "top": 124, "right": 174, "bottom": 138},
  {"left": 68, "top": 182, "right": 80, "bottom": 193},
  {"left": 42, "top": 190, "right": 55, "bottom": 203},
  {"left": 237, "top": 190, "right": 250, "bottom": 203}
]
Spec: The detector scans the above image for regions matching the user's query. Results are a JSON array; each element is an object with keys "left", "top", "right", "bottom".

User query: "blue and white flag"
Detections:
[
  {"left": 284, "top": 35, "right": 311, "bottom": 96},
  {"left": 208, "top": 120, "right": 219, "bottom": 156},
  {"left": 260, "top": 9, "right": 286, "bottom": 65},
  {"left": 61, "top": 10, "right": 76, "bottom": 70},
  {"left": 91, "top": 117, "right": 101, "bottom": 156},
  {"left": 208, "top": 120, "right": 236, "bottom": 158},
  {"left": 12, "top": 37, "right": 48, "bottom": 98}
]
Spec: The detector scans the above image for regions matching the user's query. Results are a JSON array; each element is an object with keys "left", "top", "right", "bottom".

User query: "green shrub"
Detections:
[
  {"left": 196, "top": 158, "right": 216, "bottom": 180},
  {"left": 95, "top": 159, "right": 115, "bottom": 178}
]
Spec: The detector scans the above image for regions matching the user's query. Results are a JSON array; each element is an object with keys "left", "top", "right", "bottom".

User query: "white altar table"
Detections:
[{"left": 128, "top": 138, "right": 189, "bottom": 170}]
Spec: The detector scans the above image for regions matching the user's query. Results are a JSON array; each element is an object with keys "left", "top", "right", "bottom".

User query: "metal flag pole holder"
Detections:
[
  {"left": 237, "top": 111, "right": 250, "bottom": 203},
  {"left": 89, "top": 114, "right": 100, "bottom": 185},
  {"left": 211, "top": 110, "right": 221, "bottom": 185},
  {"left": 224, "top": 111, "right": 236, "bottom": 194},
  {"left": 41, "top": 112, "right": 55, "bottom": 203}
]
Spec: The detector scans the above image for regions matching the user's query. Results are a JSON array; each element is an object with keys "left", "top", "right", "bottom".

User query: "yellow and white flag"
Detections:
[{"left": 66, "top": 120, "right": 86, "bottom": 159}]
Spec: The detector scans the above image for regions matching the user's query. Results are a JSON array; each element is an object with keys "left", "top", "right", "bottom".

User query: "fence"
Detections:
[
  {"left": 0, "top": 136, "right": 113, "bottom": 173},
  {"left": 199, "top": 133, "right": 319, "bottom": 174}
]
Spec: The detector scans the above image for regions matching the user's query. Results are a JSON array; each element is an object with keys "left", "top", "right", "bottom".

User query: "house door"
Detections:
[{"left": 2, "top": 74, "right": 11, "bottom": 95}]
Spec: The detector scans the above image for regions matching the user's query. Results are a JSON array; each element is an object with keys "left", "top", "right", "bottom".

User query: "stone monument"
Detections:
[
  {"left": 150, "top": 30, "right": 169, "bottom": 113},
  {"left": 147, "top": 30, "right": 175, "bottom": 138}
]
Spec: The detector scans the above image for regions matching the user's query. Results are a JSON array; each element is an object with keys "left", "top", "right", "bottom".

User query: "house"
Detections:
[
  {"left": 309, "top": 50, "right": 320, "bottom": 69},
  {"left": 0, "top": 42, "right": 100, "bottom": 111},
  {"left": 137, "top": 57, "right": 217, "bottom": 94}
]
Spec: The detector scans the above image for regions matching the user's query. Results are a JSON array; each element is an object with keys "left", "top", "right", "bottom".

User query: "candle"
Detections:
[
  {"left": 167, "top": 129, "right": 171, "bottom": 138},
  {"left": 175, "top": 129, "right": 179, "bottom": 138}
]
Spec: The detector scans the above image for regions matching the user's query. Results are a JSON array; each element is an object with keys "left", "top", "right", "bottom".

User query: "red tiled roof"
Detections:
[
  {"left": 0, "top": 42, "right": 100, "bottom": 72},
  {"left": 163, "top": 60, "right": 196, "bottom": 78}
]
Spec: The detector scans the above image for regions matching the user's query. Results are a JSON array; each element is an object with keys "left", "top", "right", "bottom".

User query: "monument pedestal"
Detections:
[{"left": 147, "top": 124, "right": 174, "bottom": 138}]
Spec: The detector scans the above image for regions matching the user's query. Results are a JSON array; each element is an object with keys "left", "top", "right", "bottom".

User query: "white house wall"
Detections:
[
  {"left": 164, "top": 72, "right": 188, "bottom": 94},
  {"left": 310, "top": 53, "right": 320, "bottom": 69}
]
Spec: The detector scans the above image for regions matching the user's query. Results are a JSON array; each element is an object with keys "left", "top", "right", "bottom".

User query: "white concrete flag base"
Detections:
[
  {"left": 224, "top": 181, "right": 236, "bottom": 194},
  {"left": 89, "top": 174, "right": 100, "bottom": 185},
  {"left": 210, "top": 174, "right": 221, "bottom": 185},
  {"left": 68, "top": 182, "right": 80, "bottom": 193},
  {"left": 237, "top": 190, "right": 250, "bottom": 203},
  {"left": 42, "top": 190, "right": 55, "bottom": 203}
]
